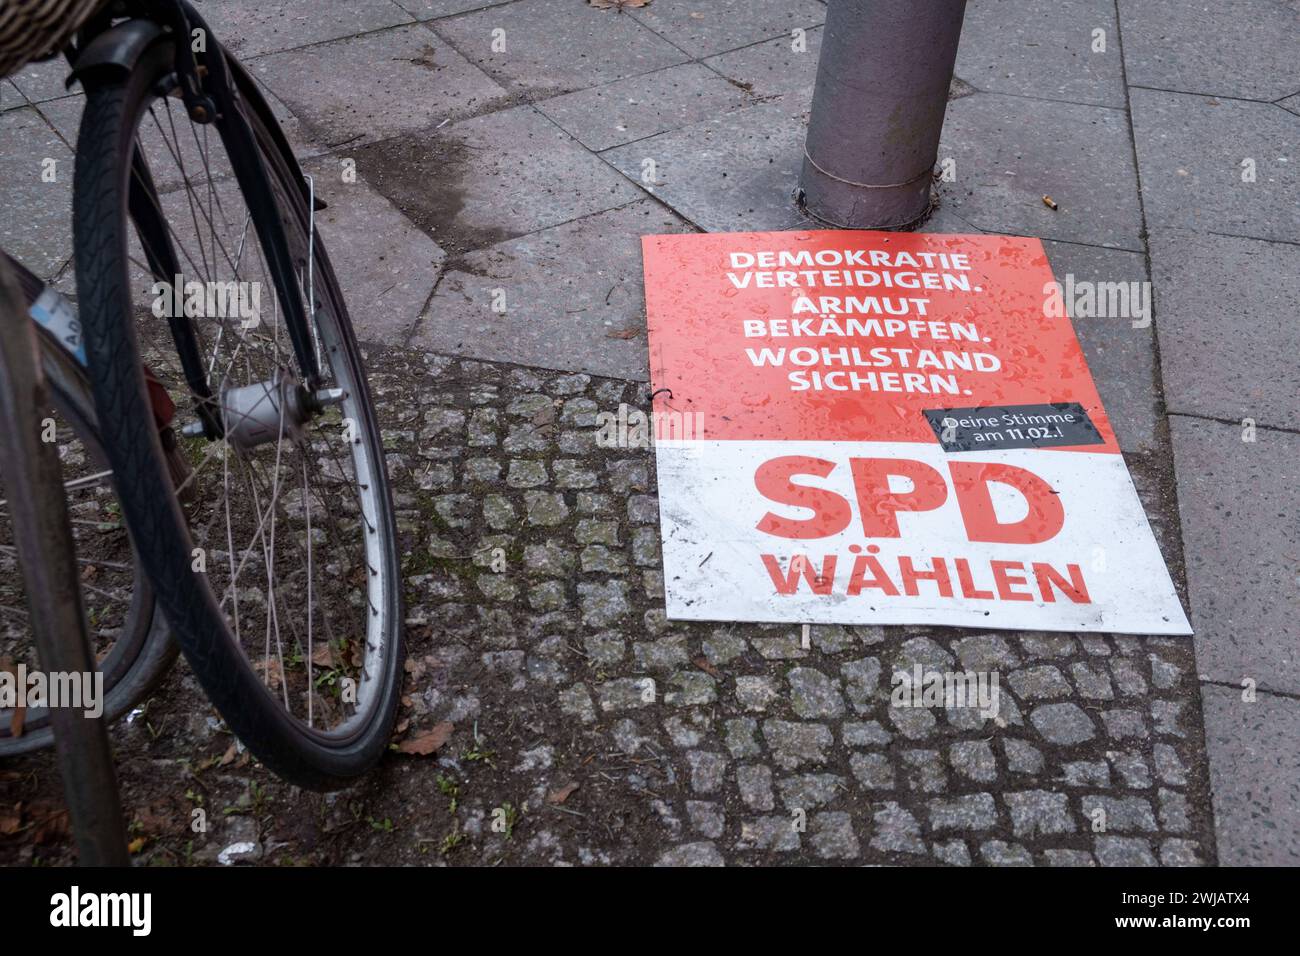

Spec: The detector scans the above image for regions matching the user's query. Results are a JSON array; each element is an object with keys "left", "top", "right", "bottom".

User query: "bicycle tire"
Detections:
[
  {"left": 0, "top": 261, "right": 176, "bottom": 758},
  {"left": 73, "top": 37, "right": 404, "bottom": 790}
]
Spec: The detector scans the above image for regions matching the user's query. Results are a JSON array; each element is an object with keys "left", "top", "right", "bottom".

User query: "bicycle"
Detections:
[
  {"left": 3, "top": 0, "right": 405, "bottom": 790},
  {"left": 0, "top": 252, "right": 176, "bottom": 758}
]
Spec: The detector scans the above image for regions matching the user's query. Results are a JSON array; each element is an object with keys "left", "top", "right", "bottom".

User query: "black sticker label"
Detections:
[{"left": 923, "top": 402, "right": 1104, "bottom": 452}]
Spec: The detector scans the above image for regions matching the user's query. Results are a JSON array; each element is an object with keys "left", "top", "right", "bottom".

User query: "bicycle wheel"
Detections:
[
  {"left": 73, "top": 36, "right": 403, "bottom": 789},
  {"left": 0, "top": 260, "right": 176, "bottom": 757}
]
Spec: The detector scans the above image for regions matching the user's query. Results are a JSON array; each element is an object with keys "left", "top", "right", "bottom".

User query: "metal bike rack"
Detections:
[{"left": 0, "top": 256, "right": 129, "bottom": 866}]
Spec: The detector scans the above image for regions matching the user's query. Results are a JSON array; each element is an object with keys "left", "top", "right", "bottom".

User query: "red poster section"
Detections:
[{"left": 643, "top": 230, "right": 1117, "bottom": 451}]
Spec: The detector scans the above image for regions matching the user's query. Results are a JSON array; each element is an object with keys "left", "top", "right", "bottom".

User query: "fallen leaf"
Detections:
[
  {"left": 219, "top": 742, "right": 239, "bottom": 766},
  {"left": 135, "top": 805, "right": 178, "bottom": 835},
  {"left": 0, "top": 810, "right": 21, "bottom": 835},
  {"left": 692, "top": 655, "right": 720, "bottom": 678},
  {"left": 547, "top": 782, "right": 580, "bottom": 804},
  {"left": 589, "top": 0, "right": 652, "bottom": 10},
  {"left": 310, "top": 643, "right": 334, "bottom": 668},
  {"left": 606, "top": 328, "right": 640, "bottom": 340},
  {"left": 127, "top": 836, "right": 147, "bottom": 854},
  {"left": 397, "top": 721, "right": 454, "bottom": 755},
  {"left": 409, "top": 44, "right": 438, "bottom": 69},
  {"left": 252, "top": 657, "right": 283, "bottom": 691},
  {"left": 32, "top": 807, "right": 69, "bottom": 845}
]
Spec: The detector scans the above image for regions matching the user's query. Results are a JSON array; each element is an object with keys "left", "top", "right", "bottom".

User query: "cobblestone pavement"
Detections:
[
  {"left": 2, "top": 0, "right": 1297, "bottom": 865},
  {"left": 0, "top": 346, "right": 1215, "bottom": 866}
]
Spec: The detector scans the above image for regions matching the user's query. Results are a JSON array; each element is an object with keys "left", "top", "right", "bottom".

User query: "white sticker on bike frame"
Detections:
[{"left": 29, "top": 285, "right": 86, "bottom": 366}]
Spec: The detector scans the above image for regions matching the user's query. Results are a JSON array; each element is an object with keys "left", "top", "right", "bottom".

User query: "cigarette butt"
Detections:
[{"left": 1042, "top": 195, "right": 1059, "bottom": 210}]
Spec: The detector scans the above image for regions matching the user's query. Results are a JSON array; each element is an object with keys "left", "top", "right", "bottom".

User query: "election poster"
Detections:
[{"left": 641, "top": 230, "right": 1190, "bottom": 635}]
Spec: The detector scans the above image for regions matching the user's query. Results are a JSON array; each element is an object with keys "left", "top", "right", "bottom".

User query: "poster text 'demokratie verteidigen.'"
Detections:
[{"left": 641, "top": 230, "right": 1190, "bottom": 635}]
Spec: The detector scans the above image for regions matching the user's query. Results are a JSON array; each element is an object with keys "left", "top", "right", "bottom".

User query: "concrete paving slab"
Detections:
[
  {"left": 303, "top": 157, "right": 447, "bottom": 344},
  {"left": 351, "top": 104, "right": 643, "bottom": 254},
  {"left": 190, "top": 0, "right": 414, "bottom": 59},
  {"left": 955, "top": 0, "right": 1127, "bottom": 108},
  {"left": 413, "top": 199, "right": 691, "bottom": 378},
  {"left": 0, "top": 107, "right": 73, "bottom": 279},
  {"left": 251, "top": 25, "right": 508, "bottom": 147},
  {"left": 628, "top": 0, "right": 825, "bottom": 59},
  {"left": 1151, "top": 230, "right": 1300, "bottom": 429},
  {"left": 601, "top": 95, "right": 815, "bottom": 232},
  {"left": 1201, "top": 684, "right": 1300, "bottom": 865},
  {"left": 915, "top": 204, "right": 986, "bottom": 235},
  {"left": 118, "top": 162, "right": 441, "bottom": 346},
  {"left": 395, "top": 0, "right": 514, "bottom": 19},
  {"left": 1118, "top": 0, "right": 1300, "bottom": 101},
  {"left": 1130, "top": 89, "right": 1300, "bottom": 244},
  {"left": 704, "top": 30, "right": 969, "bottom": 104},
  {"left": 1, "top": 80, "right": 22, "bottom": 111},
  {"left": 1170, "top": 416, "right": 1300, "bottom": 694},
  {"left": 937, "top": 92, "right": 1144, "bottom": 250},
  {"left": 537, "top": 62, "right": 750, "bottom": 152},
  {"left": 38, "top": 79, "right": 326, "bottom": 195},
  {"left": 1041, "top": 240, "right": 1158, "bottom": 454},
  {"left": 7, "top": 55, "right": 74, "bottom": 104},
  {"left": 29, "top": 95, "right": 79, "bottom": 151},
  {"left": 433, "top": 0, "right": 686, "bottom": 96},
  {"left": 702, "top": 27, "right": 823, "bottom": 98}
]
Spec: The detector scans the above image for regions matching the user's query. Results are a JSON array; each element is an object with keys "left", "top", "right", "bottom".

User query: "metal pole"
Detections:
[
  {"left": 799, "top": 0, "right": 968, "bottom": 229},
  {"left": 0, "top": 257, "right": 129, "bottom": 866}
]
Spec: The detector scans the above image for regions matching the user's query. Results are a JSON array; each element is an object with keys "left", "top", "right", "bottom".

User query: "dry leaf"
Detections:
[
  {"left": 589, "top": 0, "right": 652, "bottom": 10},
  {"left": 397, "top": 721, "right": 454, "bottom": 755},
  {"left": 0, "top": 809, "right": 21, "bottom": 836},
  {"left": 692, "top": 655, "right": 720, "bottom": 678},
  {"left": 253, "top": 657, "right": 283, "bottom": 691},
  {"left": 32, "top": 807, "right": 69, "bottom": 845},
  {"left": 409, "top": 44, "right": 438, "bottom": 69},
  {"left": 219, "top": 742, "right": 239, "bottom": 766},
  {"left": 310, "top": 643, "right": 334, "bottom": 668},
  {"left": 606, "top": 328, "right": 640, "bottom": 340},
  {"left": 127, "top": 836, "right": 147, "bottom": 854},
  {"left": 547, "top": 782, "right": 580, "bottom": 804},
  {"left": 135, "top": 805, "right": 177, "bottom": 835}
]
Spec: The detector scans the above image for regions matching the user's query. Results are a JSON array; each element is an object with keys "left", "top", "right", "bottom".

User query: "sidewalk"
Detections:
[{"left": 1, "top": 0, "right": 1296, "bottom": 865}]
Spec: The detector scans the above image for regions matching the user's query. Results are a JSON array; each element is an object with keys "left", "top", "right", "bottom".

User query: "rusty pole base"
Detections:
[{"left": 796, "top": 164, "right": 937, "bottom": 232}]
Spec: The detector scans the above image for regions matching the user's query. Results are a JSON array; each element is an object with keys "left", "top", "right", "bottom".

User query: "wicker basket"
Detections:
[{"left": 0, "top": 0, "right": 106, "bottom": 79}]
